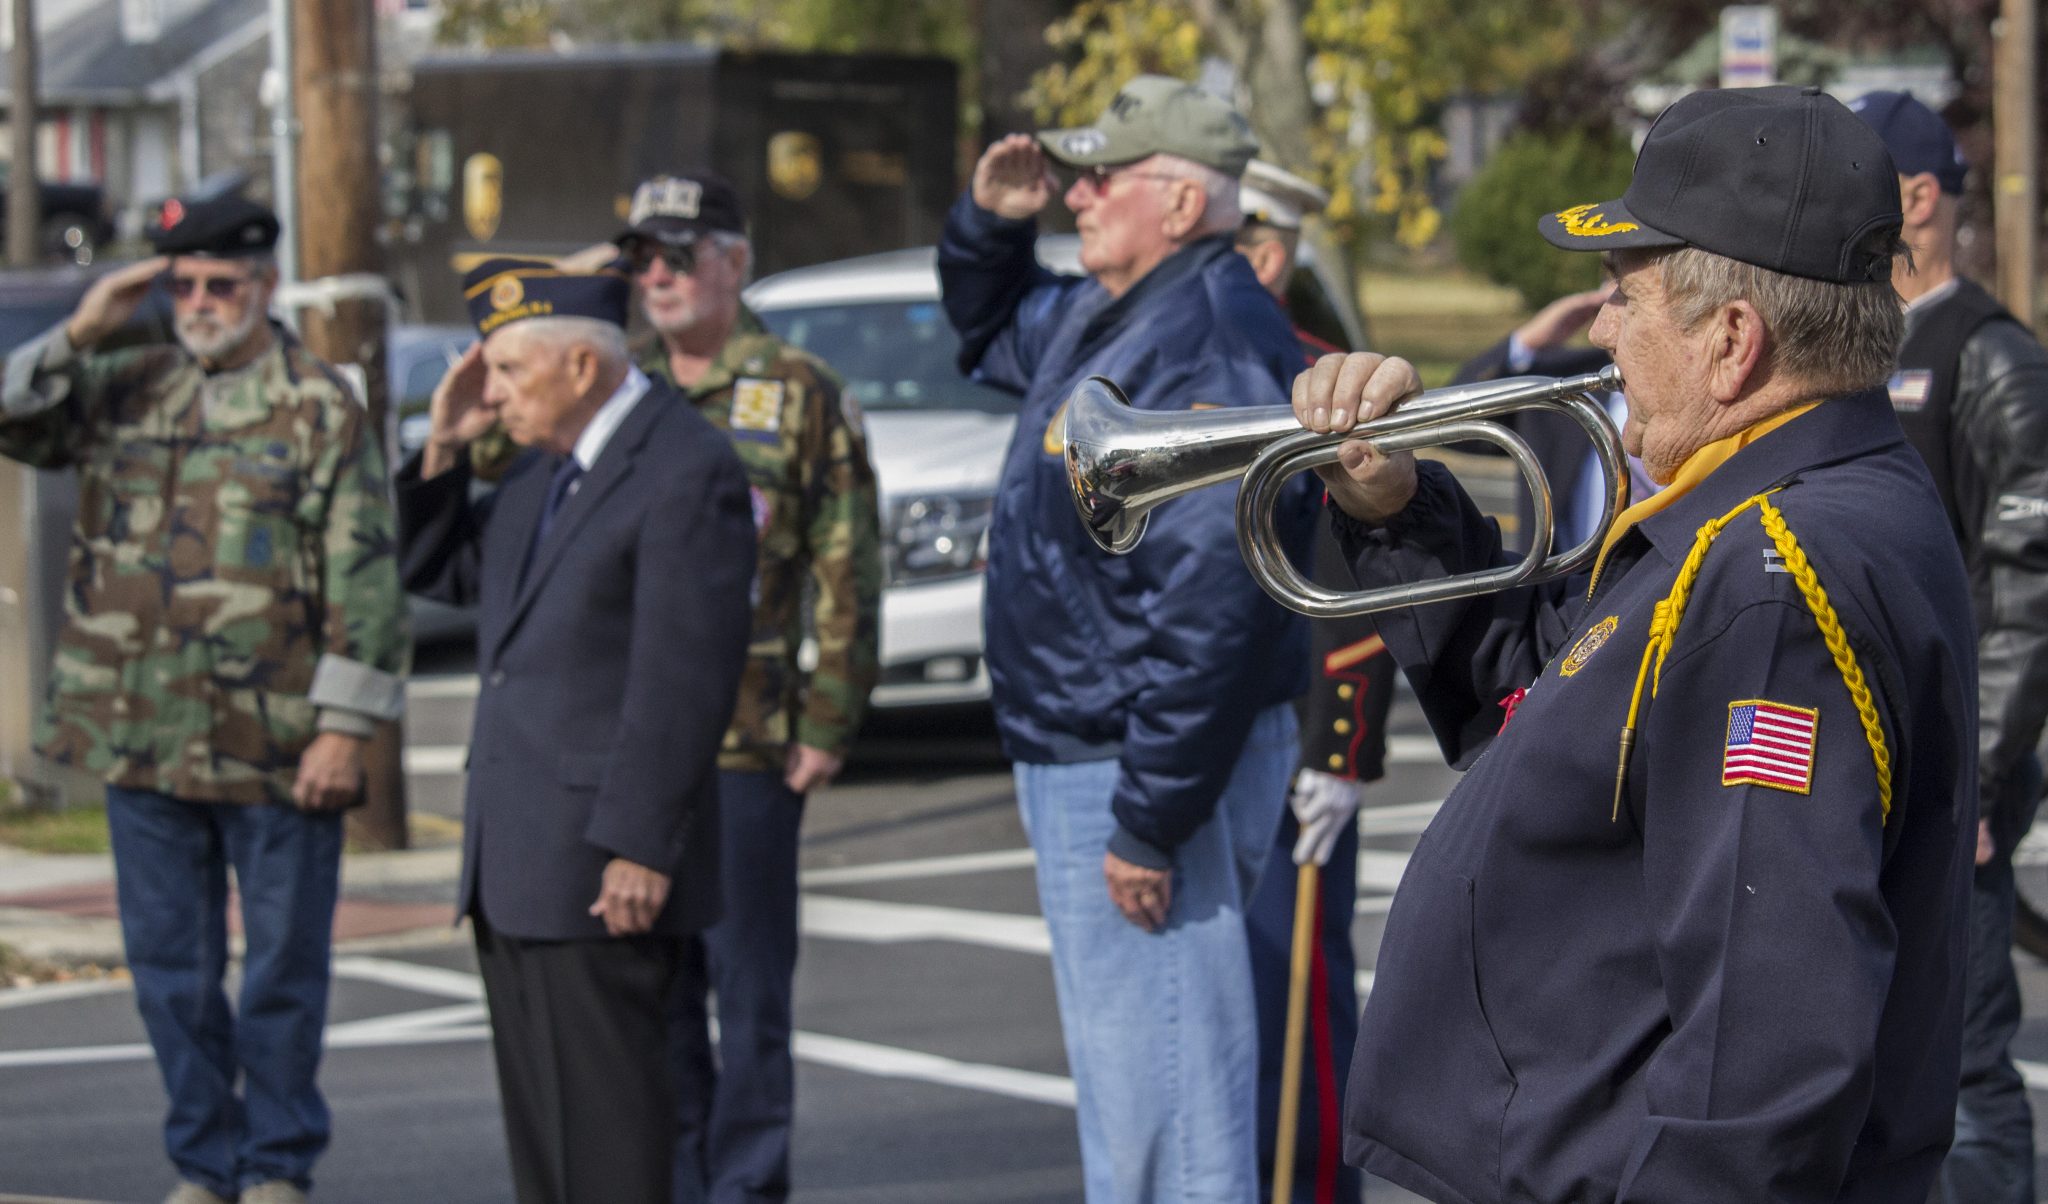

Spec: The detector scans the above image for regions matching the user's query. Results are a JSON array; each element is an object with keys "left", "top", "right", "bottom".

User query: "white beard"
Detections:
[{"left": 176, "top": 304, "right": 265, "bottom": 365}]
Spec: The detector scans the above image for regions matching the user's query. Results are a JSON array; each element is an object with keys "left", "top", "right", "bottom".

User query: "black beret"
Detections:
[
  {"left": 148, "top": 195, "right": 280, "bottom": 257},
  {"left": 461, "top": 257, "right": 632, "bottom": 338},
  {"left": 615, "top": 172, "right": 747, "bottom": 247}
]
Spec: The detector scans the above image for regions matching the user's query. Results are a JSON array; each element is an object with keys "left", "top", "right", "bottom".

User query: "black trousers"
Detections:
[{"left": 475, "top": 913, "right": 681, "bottom": 1204}]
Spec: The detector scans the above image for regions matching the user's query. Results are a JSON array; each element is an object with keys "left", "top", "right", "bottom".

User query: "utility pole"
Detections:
[
  {"left": 1994, "top": 0, "right": 2039, "bottom": 329},
  {"left": 7, "top": 0, "right": 38, "bottom": 267},
  {"left": 294, "top": 0, "right": 409, "bottom": 849}
]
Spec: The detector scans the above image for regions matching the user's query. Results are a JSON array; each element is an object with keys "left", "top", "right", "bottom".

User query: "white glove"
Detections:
[{"left": 1290, "top": 768, "right": 1364, "bottom": 867}]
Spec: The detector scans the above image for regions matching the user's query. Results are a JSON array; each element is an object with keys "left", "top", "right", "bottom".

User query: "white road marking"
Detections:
[
  {"left": 1356, "top": 799, "right": 1443, "bottom": 835},
  {"left": 794, "top": 1030, "right": 1073, "bottom": 1108},
  {"left": 2020, "top": 1060, "right": 2048, "bottom": 1092},
  {"left": 1356, "top": 850, "right": 1411, "bottom": 893},
  {"left": 402, "top": 745, "right": 468, "bottom": 775},
  {"left": 0, "top": 979, "right": 130, "bottom": 1010},
  {"left": 800, "top": 894, "right": 1050, "bottom": 956},
  {"left": 332, "top": 955, "right": 484, "bottom": 1001},
  {"left": 801, "top": 847, "right": 1036, "bottom": 887},
  {"left": 407, "top": 675, "right": 480, "bottom": 700},
  {"left": 1354, "top": 894, "right": 1394, "bottom": 917},
  {"left": 1384, "top": 735, "right": 1442, "bottom": 765}
]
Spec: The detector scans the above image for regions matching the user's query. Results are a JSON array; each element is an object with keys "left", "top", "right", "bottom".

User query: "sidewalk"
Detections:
[{"left": 0, "top": 841, "right": 466, "bottom": 972}]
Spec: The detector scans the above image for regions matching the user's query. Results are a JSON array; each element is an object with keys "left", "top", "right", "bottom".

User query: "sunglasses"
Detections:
[
  {"left": 626, "top": 241, "right": 699, "bottom": 277},
  {"left": 166, "top": 275, "right": 252, "bottom": 300},
  {"left": 1065, "top": 163, "right": 1178, "bottom": 193}
]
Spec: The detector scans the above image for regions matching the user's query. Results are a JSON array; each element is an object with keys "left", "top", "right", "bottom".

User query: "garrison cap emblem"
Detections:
[
  {"left": 463, "top": 153, "right": 504, "bottom": 243},
  {"left": 1560, "top": 614, "right": 1618, "bottom": 677},
  {"left": 489, "top": 274, "right": 525, "bottom": 312}
]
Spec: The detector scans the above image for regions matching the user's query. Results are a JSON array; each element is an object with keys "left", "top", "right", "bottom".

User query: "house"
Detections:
[{"left": 0, "top": 0, "right": 269, "bottom": 236}]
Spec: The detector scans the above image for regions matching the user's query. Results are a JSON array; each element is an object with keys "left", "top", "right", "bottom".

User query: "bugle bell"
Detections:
[{"left": 1062, "top": 366, "right": 1627, "bottom": 618}]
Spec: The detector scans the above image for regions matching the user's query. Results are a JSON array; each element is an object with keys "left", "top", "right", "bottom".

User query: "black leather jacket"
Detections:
[{"left": 1933, "top": 308, "right": 2048, "bottom": 850}]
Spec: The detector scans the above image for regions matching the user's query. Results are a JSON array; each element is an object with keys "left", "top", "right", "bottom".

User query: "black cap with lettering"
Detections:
[{"left": 1538, "top": 86, "right": 1903, "bottom": 284}]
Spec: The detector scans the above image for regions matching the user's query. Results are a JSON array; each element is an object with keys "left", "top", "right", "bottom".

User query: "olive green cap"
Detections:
[{"left": 1037, "top": 75, "right": 1259, "bottom": 177}]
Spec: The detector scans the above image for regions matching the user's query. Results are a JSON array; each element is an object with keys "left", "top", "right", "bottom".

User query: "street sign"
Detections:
[{"left": 1720, "top": 5, "right": 1778, "bottom": 89}]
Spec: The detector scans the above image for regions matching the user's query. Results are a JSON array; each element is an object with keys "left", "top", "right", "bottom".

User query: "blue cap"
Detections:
[
  {"left": 1848, "top": 90, "right": 1967, "bottom": 194},
  {"left": 461, "top": 257, "right": 631, "bottom": 338}
]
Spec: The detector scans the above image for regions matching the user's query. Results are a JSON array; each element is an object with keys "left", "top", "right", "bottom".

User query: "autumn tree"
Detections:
[{"left": 1028, "top": 0, "right": 1594, "bottom": 251}]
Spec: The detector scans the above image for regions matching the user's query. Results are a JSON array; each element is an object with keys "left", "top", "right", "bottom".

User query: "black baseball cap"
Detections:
[
  {"left": 1539, "top": 86, "right": 1903, "bottom": 284},
  {"left": 1848, "top": 90, "right": 1967, "bottom": 194},
  {"left": 615, "top": 173, "right": 747, "bottom": 248}
]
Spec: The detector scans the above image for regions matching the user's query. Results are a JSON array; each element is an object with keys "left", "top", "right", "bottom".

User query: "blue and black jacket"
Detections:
[{"left": 938, "top": 194, "right": 1312, "bottom": 867}]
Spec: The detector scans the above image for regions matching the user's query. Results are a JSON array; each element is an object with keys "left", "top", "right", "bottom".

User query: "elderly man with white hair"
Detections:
[
  {"left": 939, "top": 76, "right": 1315, "bottom": 1202},
  {"left": 399, "top": 259, "right": 756, "bottom": 1203}
]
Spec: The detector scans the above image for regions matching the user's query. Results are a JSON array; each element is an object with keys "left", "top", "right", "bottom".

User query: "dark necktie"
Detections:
[{"left": 520, "top": 455, "right": 584, "bottom": 586}]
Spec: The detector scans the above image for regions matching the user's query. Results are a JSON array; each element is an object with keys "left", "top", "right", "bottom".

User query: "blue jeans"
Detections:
[
  {"left": 671, "top": 770, "right": 806, "bottom": 1204},
  {"left": 105, "top": 786, "right": 344, "bottom": 1196},
  {"left": 1016, "top": 703, "right": 1295, "bottom": 1204}
]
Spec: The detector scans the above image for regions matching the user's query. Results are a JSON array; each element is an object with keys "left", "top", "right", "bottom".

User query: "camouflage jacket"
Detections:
[
  {"left": 0, "top": 324, "right": 409, "bottom": 805},
  {"left": 645, "top": 316, "right": 881, "bottom": 772}
]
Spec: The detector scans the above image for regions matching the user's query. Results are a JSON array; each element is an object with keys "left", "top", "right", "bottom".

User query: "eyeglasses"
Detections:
[
  {"left": 166, "top": 275, "right": 251, "bottom": 300},
  {"left": 627, "top": 241, "right": 699, "bottom": 277},
  {"left": 1066, "top": 164, "right": 1180, "bottom": 194}
]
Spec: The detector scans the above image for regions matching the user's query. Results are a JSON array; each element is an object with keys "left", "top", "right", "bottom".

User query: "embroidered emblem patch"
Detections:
[
  {"left": 1061, "top": 129, "right": 1108, "bottom": 158},
  {"left": 1555, "top": 203, "right": 1639, "bottom": 238},
  {"left": 732, "top": 379, "right": 785, "bottom": 433},
  {"left": 1887, "top": 369, "right": 1932, "bottom": 412},
  {"left": 1559, "top": 615, "right": 1618, "bottom": 677},
  {"left": 1723, "top": 700, "right": 1818, "bottom": 794}
]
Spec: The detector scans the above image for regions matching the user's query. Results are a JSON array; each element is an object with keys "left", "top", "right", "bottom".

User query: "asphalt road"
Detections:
[{"left": 5, "top": 662, "right": 2048, "bottom": 1202}]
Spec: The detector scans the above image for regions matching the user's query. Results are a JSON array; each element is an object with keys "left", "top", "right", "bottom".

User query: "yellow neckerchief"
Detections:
[
  {"left": 1586, "top": 402, "right": 1820, "bottom": 596},
  {"left": 1598, "top": 401, "right": 1894, "bottom": 826}
]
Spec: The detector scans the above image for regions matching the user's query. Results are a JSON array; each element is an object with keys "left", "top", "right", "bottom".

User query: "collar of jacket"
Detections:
[
  {"left": 1075, "top": 232, "right": 1238, "bottom": 349},
  {"left": 1625, "top": 388, "right": 1906, "bottom": 565},
  {"left": 636, "top": 305, "right": 776, "bottom": 399}
]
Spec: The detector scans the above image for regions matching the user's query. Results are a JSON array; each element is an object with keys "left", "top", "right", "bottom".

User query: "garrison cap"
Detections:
[
  {"left": 616, "top": 172, "right": 747, "bottom": 248},
  {"left": 1038, "top": 75, "right": 1259, "bottom": 178},
  {"left": 1240, "top": 159, "right": 1329, "bottom": 231},
  {"left": 1848, "top": 90, "right": 1968, "bottom": 194},
  {"left": 1538, "top": 85, "right": 1902, "bottom": 284},
  {"left": 148, "top": 194, "right": 279, "bottom": 258},
  {"left": 462, "top": 257, "right": 631, "bottom": 338}
]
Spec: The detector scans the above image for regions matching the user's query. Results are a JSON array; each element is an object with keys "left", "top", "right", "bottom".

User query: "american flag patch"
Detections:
[
  {"left": 1888, "top": 369, "right": 1933, "bottom": 412},
  {"left": 1723, "top": 700, "right": 1819, "bottom": 794}
]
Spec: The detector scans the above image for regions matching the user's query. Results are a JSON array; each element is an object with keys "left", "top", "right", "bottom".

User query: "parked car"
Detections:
[
  {"left": 0, "top": 167, "right": 116, "bottom": 267},
  {"left": 745, "top": 234, "right": 1367, "bottom": 710}
]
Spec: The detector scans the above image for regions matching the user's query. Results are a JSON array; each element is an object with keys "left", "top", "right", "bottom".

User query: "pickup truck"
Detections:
[{"left": 0, "top": 166, "right": 114, "bottom": 265}]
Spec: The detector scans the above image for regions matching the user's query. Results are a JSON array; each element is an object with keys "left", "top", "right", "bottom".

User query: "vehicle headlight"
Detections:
[{"left": 886, "top": 493, "right": 994, "bottom": 586}]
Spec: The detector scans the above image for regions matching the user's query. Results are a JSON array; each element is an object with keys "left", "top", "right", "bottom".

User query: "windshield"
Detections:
[{"left": 755, "top": 300, "right": 1019, "bottom": 414}]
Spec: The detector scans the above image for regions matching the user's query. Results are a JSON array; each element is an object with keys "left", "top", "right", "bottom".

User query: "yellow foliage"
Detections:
[{"left": 1032, "top": 0, "right": 1590, "bottom": 249}]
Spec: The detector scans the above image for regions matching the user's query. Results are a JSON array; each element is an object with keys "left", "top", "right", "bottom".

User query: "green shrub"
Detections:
[{"left": 1451, "top": 127, "right": 1638, "bottom": 308}]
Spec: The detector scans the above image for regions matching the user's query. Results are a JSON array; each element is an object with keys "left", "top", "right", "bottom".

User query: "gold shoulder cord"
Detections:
[{"left": 1611, "top": 492, "right": 1893, "bottom": 823}]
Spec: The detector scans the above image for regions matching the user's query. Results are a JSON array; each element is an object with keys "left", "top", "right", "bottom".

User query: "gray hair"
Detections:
[
  {"left": 1152, "top": 155, "right": 1242, "bottom": 236},
  {"left": 515, "top": 315, "right": 630, "bottom": 373},
  {"left": 1622, "top": 242, "right": 1905, "bottom": 395},
  {"left": 704, "top": 230, "right": 753, "bottom": 284}
]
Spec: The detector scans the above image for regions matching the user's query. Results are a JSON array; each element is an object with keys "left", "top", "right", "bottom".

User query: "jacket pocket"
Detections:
[{"left": 1348, "top": 865, "right": 1516, "bottom": 1201}]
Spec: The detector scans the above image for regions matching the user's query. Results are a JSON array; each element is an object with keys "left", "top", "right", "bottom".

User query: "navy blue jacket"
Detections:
[
  {"left": 396, "top": 378, "right": 757, "bottom": 941},
  {"left": 939, "top": 194, "right": 1311, "bottom": 866},
  {"left": 1337, "top": 391, "right": 1976, "bottom": 1202}
]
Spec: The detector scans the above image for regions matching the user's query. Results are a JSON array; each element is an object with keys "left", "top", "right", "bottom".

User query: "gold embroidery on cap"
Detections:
[
  {"left": 1557, "top": 204, "right": 1640, "bottom": 238},
  {"left": 489, "top": 275, "right": 524, "bottom": 311}
]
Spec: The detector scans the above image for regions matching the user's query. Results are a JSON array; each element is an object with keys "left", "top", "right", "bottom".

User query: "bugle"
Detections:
[{"left": 1062, "top": 365, "right": 1627, "bottom": 618}]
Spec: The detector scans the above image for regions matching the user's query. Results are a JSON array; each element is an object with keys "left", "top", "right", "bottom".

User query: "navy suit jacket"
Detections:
[{"left": 396, "top": 378, "right": 756, "bottom": 941}]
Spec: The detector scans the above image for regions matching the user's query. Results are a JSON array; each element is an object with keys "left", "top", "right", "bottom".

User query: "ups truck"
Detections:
[{"left": 388, "top": 47, "right": 960, "bottom": 323}]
